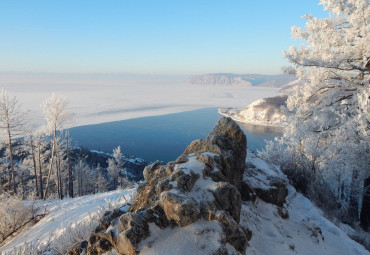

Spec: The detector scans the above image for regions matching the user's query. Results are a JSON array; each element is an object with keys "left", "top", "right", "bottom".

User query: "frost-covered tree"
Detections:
[
  {"left": 0, "top": 89, "right": 26, "bottom": 194},
  {"left": 95, "top": 164, "right": 108, "bottom": 193},
  {"left": 113, "top": 146, "right": 127, "bottom": 187},
  {"left": 107, "top": 146, "right": 127, "bottom": 189},
  {"left": 42, "top": 93, "right": 72, "bottom": 199},
  {"left": 107, "top": 158, "right": 118, "bottom": 190},
  {"left": 277, "top": 0, "right": 369, "bottom": 221},
  {"left": 0, "top": 192, "right": 33, "bottom": 243},
  {"left": 32, "top": 129, "right": 49, "bottom": 199},
  {"left": 74, "top": 159, "right": 88, "bottom": 197}
]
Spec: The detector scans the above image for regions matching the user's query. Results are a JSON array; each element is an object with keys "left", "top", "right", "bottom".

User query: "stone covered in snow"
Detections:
[{"left": 79, "top": 117, "right": 249, "bottom": 255}]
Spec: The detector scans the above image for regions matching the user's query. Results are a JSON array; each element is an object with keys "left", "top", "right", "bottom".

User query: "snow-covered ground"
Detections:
[
  {"left": 0, "top": 73, "right": 279, "bottom": 128},
  {"left": 0, "top": 154, "right": 369, "bottom": 254},
  {"left": 244, "top": 152, "right": 369, "bottom": 255},
  {"left": 0, "top": 189, "right": 136, "bottom": 254}
]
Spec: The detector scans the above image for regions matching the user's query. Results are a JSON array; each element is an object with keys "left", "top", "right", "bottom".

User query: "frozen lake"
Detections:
[
  {"left": 69, "top": 108, "right": 282, "bottom": 162},
  {"left": 1, "top": 73, "right": 282, "bottom": 161},
  {"left": 0, "top": 73, "right": 279, "bottom": 128}
]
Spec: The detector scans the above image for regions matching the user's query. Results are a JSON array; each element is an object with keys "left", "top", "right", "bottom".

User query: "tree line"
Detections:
[
  {"left": 0, "top": 91, "right": 132, "bottom": 200},
  {"left": 259, "top": 0, "right": 369, "bottom": 228}
]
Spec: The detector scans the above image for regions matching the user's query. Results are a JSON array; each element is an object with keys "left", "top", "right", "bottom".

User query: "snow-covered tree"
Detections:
[
  {"left": 113, "top": 146, "right": 127, "bottom": 187},
  {"left": 107, "top": 158, "right": 118, "bottom": 190},
  {"left": 0, "top": 89, "right": 26, "bottom": 194},
  {"left": 278, "top": 0, "right": 369, "bottom": 221},
  {"left": 107, "top": 146, "right": 127, "bottom": 189},
  {"left": 42, "top": 93, "right": 72, "bottom": 199},
  {"left": 95, "top": 164, "right": 108, "bottom": 193},
  {"left": 74, "top": 159, "right": 88, "bottom": 197},
  {"left": 32, "top": 129, "right": 49, "bottom": 199}
]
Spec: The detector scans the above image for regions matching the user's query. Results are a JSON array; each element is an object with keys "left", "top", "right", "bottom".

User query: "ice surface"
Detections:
[{"left": 0, "top": 73, "right": 279, "bottom": 128}]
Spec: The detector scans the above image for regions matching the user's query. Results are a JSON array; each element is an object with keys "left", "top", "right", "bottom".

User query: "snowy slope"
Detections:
[
  {"left": 243, "top": 152, "right": 369, "bottom": 255},
  {"left": 0, "top": 189, "right": 136, "bottom": 254},
  {"left": 1, "top": 155, "right": 368, "bottom": 255}
]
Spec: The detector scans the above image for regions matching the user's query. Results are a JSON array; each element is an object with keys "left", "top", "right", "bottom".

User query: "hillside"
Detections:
[
  {"left": 219, "top": 95, "right": 288, "bottom": 126},
  {"left": 187, "top": 73, "right": 296, "bottom": 87},
  {"left": 217, "top": 78, "right": 306, "bottom": 127},
  {"left": 0, "top": 118, "right": 368, "bottom": 255}
]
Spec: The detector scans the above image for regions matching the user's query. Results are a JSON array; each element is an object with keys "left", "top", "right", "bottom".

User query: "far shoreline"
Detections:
[{"left": 217, "top": 108, "right": 284, "bottom": 128}]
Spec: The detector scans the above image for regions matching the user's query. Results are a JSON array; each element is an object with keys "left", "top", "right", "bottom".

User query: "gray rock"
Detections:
[
  {"left": 200, "top": 200, "right": 218, "bottom": 221},
  {"left": 174, "top": 170, "right": 200, "bottom": 193},
  {"left": 143, "top": 161, "right": 161, "bottom": 182},
  {"left": 183, "top": 117, "right": 246, "bottom": 191},
  {"left": 254, "top": 178, "right": 288, "bottom": 207},
  {"left": 215, "top": 212, "right": 248, "bottom": 254},
  {"left": 114, "top": 213, "right": 150, "bottom": 255},
  {"left": 210, "top": 182, "right": 242, "bottom": 223},
  {"left": 159, "top": 192, "right": 200, "bottom": 227}
]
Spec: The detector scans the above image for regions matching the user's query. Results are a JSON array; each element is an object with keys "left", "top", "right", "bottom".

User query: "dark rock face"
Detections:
[
  {"left": 115, "top": 213, "right": 150, "bottom": 255},
  {"left": 77, "top": 117, "right": 249, "bottom": 255},
  {"left": 210, "top": 182, "right": 241, "bottom": 223},
  {"left": 183, "top": 117, "right": 246, "bottom": 191},
  {"left": 241, "top": 162, "right": 288, "bottom": 207},
  {"left": 254, "top": 178, "right": 288, "bottom": 207}
]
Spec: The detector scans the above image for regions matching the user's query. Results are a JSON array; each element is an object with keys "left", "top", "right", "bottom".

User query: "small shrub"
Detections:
[{"left": 0, "top": 193, "right": 33, "bottom": 244}]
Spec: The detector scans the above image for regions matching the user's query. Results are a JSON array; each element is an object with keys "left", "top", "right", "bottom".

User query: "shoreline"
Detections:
[
  {"left": 217, "top": 108, "right": 284, "bottom": 128},
  {"left": 67, "top": 106, "right": 218, "bottom": 129}
]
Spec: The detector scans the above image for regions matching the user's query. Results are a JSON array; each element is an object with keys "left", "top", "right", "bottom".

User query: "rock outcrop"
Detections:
[
  {"left": 240, "top": 153, "right": 288, "bottom": 208},
  {"left": 75, "top": 117, "right": 249, "bottom": 255}
]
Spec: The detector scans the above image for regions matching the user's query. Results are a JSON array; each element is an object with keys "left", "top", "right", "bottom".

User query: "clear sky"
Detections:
[{"left": 0, "top": 1, "right": 327, "bottom": 75}]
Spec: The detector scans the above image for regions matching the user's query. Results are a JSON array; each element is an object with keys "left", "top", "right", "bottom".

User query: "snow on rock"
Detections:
[
  {"left": 219, "top": 95, "right": 287, "bottom": 127},
  {"left": 76, "top": 117, "right": 249, "bottom": 255},
  {"left": 241, "top": 151, "right": 370, "bottom": 255},
  {"left": 0, "top": 189, "right": 136, "bottom": 254},
  {"left": 240, "top": 151, "right": 288, "bottom": 207}
]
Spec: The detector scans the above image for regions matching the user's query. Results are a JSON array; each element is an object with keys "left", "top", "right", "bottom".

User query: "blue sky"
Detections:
[{"left": 0, "top": 1, "right": 327, "bottom": 75}]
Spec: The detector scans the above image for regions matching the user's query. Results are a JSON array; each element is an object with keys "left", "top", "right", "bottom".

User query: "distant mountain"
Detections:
[{"left": 187, "top": 73, "right": 296, "bottom": 87}]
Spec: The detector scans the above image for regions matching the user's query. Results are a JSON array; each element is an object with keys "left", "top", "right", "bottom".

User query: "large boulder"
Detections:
[{"left": 79, "top": 117, "right": 249, "bottom": 255}]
